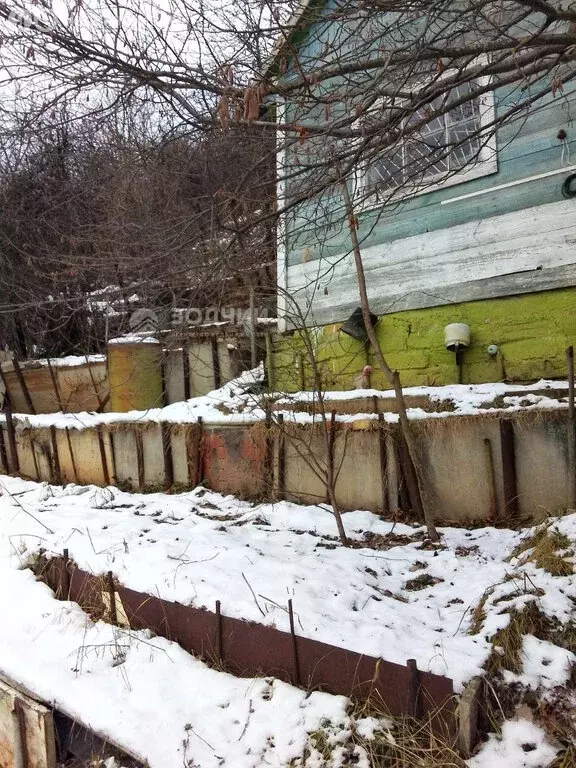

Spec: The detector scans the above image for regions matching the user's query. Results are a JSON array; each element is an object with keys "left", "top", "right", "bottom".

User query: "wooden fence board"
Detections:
[{"left": 0, "top": 678, "right": 56, "bottom": 768}]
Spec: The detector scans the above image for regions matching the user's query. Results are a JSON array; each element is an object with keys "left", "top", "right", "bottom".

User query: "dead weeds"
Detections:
[
  {"left": 510, "top": 524, "right": 574, "bottom": 577},
  {"left": 404, "top": 573, "right": 444, "bottom": 591}
]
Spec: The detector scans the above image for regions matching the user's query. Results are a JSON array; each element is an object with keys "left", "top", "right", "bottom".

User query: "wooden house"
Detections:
[{"left": 272, "top": 0, "right": 576, "bottom": 389}]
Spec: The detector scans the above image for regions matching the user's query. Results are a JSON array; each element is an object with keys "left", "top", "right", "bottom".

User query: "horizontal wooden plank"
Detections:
[
  {"left": 284, "top": 199, "right": 576, "bottom": 325},
  {"left": 287, "top": 263, "right": 576, "bottom": 326},
  {"left": 287, "top": 159, "right": 576, "bottom": 263},
  {"left": 0, "top": 678, "right": 56, "bottom": 768},
  {"left": 290, "top": 197, "right": 576, "bottom": 282}
]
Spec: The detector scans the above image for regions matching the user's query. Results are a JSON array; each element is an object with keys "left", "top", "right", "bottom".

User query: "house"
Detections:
[{"left": 270, "top": 0, "right": 576, "bottom": 390}]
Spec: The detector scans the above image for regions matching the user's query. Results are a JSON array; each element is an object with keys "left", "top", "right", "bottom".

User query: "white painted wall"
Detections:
[{"left": 283, "top": 198, "right": 576, "bottom": 327}]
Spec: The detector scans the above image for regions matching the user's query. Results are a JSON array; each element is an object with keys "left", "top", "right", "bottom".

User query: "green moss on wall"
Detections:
[{"left": 271, "top": 288, "right": 576, "bottom": 391}]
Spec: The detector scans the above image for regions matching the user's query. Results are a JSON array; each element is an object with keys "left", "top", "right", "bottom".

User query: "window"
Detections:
[{"left": 364, "top": 81, "right": 495, "bottom": 194}]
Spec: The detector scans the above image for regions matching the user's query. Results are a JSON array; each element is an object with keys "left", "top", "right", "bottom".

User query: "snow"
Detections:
[
  {"left": 35, "top": 355, "right": 106, "bottom": 368},
  {"left": 0, "top": 475, "right": 573, "bottom": 765},
  {"left": 1, "top": 355, "right": 106, "bottom": 369},
  {"left": 0, "top": 367, "right": 569, "bottom": 432},
  {"left": 503, "top": 635, "right": 576, "bottom": 690},
  {"left": 0, "top": 560, "right": 350, "bottom": 768},
  {"left": 108, "top": 335, "right": 160, "bottom": 345},
  {"left": 0, "top": 365, "right": 265, "bottom": 430},
  {"left": 273, "top": 379, "right": 570, "bottom": 421},
  {"left": 467, "top": 719, "right": 558, "bottom": 767},
  {"left": 273, "top": 379, "right": 568, "bottom": 406},
  {"left": 1, "top": 476, "right": 575, "bottom": 697}
]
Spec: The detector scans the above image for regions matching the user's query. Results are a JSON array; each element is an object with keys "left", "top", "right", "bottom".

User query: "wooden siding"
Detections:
[
  {"left": 285, "top": 89, "right": 576, "bottom": 263},
  {"left": 285, "top": 198, "right": 576, "bottom": 326},
  {"left": 278, "top": 0, "right": 576, "bottom": 325}
]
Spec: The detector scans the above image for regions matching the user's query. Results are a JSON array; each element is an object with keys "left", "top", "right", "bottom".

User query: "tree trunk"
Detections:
[{"left": 340, "top": 178, "right": 440, "bottom": 543}]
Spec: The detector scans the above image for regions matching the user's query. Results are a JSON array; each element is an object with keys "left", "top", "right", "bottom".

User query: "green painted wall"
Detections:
[{"left": 272, "top": 287, "right": 576, "bottom": 391}]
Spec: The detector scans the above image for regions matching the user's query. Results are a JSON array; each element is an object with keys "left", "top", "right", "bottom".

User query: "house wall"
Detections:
[
  {"left": 282, "top": 92, "right": 576, "bottom": 328},
  {"left": 277, "top": 2, "right": 576, "bottom": 386},
  {"left": 272, "top": 286, "right": 576, "bottom": 390}
]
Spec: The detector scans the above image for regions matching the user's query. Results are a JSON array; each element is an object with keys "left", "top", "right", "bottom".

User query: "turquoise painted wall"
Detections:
[
  {"left": 275, "top": 4, "right": 576, "bottom": 389},
  {"left": 279, "top": 2, "right": 576, "bottom": 267}
]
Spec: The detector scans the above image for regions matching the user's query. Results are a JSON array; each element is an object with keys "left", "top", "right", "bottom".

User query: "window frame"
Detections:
[{"left": 355, "top": 72, "right": 498, "bottom": 210}]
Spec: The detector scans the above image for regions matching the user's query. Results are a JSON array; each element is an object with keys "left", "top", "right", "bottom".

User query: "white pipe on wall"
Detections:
[{"left": 440, "top": 164, "right": 576, "bottom": 205}]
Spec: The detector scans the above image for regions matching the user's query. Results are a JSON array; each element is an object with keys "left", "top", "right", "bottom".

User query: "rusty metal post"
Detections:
[
  {"left": 277, "top": 413, "right": 285, "bottom": 499},
  {"left": 327, "top": 410, "right": 337, "bottom": 504},
  {"left": 48, "top": 357, "right": 76, "bottom": 483},
  {"left": 107, "top": 571, "right": 117, "bottom": 625},
  {"left": 265, "top": 331, "right": 275, "bottom": 391},
  {"left": 567, "top": 346, "right": 576, "bottom": 508},
  {"left": 64, "top": 428, "right": 79, "bottom": 484},
  {"left": 4, "top": 399, "right": 19, "bottom": 474},
  {"left": 196, "top": 417, "right": 204, "bottom": 486},
  {"left": 0, "top": 426, "right": 8, "bottom": 473},
  {"left": 182, "top": 344, "right": 190, "bottom": 401},
  {"left": 46, "top": 358, "right": 64, "bottom": 411},
  {"left": 108, "top": 429, "right": 118, "bottom": 485},
  {"left": 288, "top": 599, "right": 301, "bottom": 687},
  {"left": 397, "top": 434, "right": 423, "bottom": 519},
  {"left": 386, "top": 431, "right": 399, "bottom": 516},
  {"left": 483, "top": 438, "right": 497, "bottom": 520},
  {"left": 12, "top": 358, "right": 36, "bottom": 415},
  {"left": 97, "top": 427, "right": 111, "bottom": 486},
  {"left": 211, "top": 340, "right": 222, "bottom": 390},
  {"left": 499, "top": 418, "right": 518, "bottom": 518},
  {"left": 185, "top": 425, "right": 196, "bottom": 488},
  {"left": 62, "top": 549, "right": 71, "bottom": 600},
  {"left": 378, "top": 412, "right": 388, "bottom": 517},
  {"left": 161, "top": 423, "right": 174, "bottom": 490},
  {"left": 135, "top": 430, "right": 145, "bottom": 491},
  {"left": 215, "top": 600, "right": 223, "bottom": 663},
  {"left": 264, "top": 405, "right": 273, "bottom": 498},
  {"left": 407, "top": 658, "right": 421, "bottom": 718},
  {"left": 49, "top": 426, "right": 61, "bottom": 485}
]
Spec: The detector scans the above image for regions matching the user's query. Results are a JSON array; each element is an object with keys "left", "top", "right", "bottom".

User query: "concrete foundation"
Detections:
[{"left": 1, "top": 409, "right": 572, "bottom": 524}]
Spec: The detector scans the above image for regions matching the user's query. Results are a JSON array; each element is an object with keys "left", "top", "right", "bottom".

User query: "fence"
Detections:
[
  {"left": 0, "top": 332, "right": 252, "bottom": 416},
  {"left": 0, "top": 407, "right": 571, "bottom": 523},
  {"left": 40, "top": 556, "right": 456, "bottom": 729}
]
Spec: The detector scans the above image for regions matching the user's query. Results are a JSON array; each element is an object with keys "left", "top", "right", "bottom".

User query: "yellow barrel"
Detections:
[{"left": 107, "top": 337, "right": 163, "bottom": 412}]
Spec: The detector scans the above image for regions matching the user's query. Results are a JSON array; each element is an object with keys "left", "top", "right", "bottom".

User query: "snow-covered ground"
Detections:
[
  {"left": 0, "top": 366, "right": 569, "bottom": 430},
  {"left": 0, "top": 475, "right": 573, "bottom": 766}
]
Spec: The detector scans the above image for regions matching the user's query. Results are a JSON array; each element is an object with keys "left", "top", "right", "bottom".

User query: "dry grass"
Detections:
[
  {"left": 468, "top": 587, "right": 494, "bottom": 635},
  {"left": 485, "top": 604, "right": 541, "bottom": 675},
  {"left": 484, "top": 600, "right": 576, "bottom": 677},
  {"left": 294, "top": 698, "right": 465, "bottom": 768},
  {"left": 551, "top": 746, "right": 576, "bottom": 768},
  {"left": 510, "top": 524, "right": 574, "bottom": 577}
]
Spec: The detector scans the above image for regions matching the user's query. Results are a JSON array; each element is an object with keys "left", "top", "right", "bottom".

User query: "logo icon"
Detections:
[{"left": 129, "top": 309, "right": 159, "bottom": 334}]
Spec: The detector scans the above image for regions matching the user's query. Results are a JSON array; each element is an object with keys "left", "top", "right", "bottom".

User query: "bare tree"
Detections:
[
  {"left": 1, "top": 0, "right": 575, "bottom": 538},
  {"left": 0, "top": 108, "right": 275, "bottom": 356}
]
